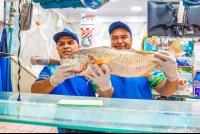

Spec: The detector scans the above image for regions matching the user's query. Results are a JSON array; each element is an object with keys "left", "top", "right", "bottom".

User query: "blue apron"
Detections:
[
  {"left": 111, "top": 75, "right": 153, "bottom": 100},
  {"left": 50, "top": 76, "right": 94, "bottom": 133},
  {"left": 49, "top": 76, "right": 94, "bottom": 97},
  {"left": 0, "top": 29, "right": 12, "bottom": 92}
]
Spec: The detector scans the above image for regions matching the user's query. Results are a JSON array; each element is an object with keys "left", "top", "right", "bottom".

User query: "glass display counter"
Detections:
[{"left": 1, "top": 92, "right": 200, "bottom": 133}]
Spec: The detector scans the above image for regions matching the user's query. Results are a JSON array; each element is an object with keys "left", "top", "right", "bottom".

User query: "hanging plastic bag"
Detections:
[
  {"left": 183, "top": 0, "right": 200, "bottom": 6},
  {"left": 20, "top": 0, "right": 33, "bottom": 31},
  {"left": 80, "top": 0, "right": 110, "bottom": 9},
  {"left": 184, "top": 0, "right": 200, "bottom": 4}
]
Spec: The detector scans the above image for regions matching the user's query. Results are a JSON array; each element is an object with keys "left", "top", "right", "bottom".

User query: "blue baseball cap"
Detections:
[
  {"left": 53, "top": 28, "right": 79, "bottom": 44},
  {"left": 109, "top": 21, "right": 132, "bottom": 37}
]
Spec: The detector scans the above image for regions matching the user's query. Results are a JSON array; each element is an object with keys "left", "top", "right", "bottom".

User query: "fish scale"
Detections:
[{"left": 62, "top": 47, "right": 158, "bottom": 77}]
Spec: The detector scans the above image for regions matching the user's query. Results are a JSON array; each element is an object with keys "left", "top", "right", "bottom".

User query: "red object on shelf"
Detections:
[{"left": 81, "top": 28, "right": 94, "bottom": 45}]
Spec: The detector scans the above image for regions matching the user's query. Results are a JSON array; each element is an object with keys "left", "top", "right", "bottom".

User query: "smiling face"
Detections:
[
  {"left": 111, "top": 28, "right": 133, "bottom": 50},
  {"left": 56, "top": 36, "right": 81, "bottom": 59}
]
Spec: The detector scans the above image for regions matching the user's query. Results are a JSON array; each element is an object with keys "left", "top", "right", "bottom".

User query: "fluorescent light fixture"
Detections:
[
  {"left": 110, "top": 0, "right": 117, "bottom": 1},
  {"left": 131, "top": 7, "right": 142, "bottom": 11},
  {"left": 87, "top": 8, "right": 98, "bottom": 12}
]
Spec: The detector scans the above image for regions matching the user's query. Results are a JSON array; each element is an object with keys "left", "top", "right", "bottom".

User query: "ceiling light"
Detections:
[
  {"left": 131, "top": 7, "right": 142, "bottom": 11},
  {"left": 110, "top": 0, "right": 117, "bottom": 1},
  {"left": 87, "top": 8, "right": 98, "bottom": 12}
]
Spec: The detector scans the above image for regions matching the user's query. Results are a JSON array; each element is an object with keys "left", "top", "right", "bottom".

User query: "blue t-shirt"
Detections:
[
  {"left": 110, "top": 75, "right": 153, "bottom": 100},
  {"left": 90, "top": 71, "right": 166, "bottom": 100},
  {"left": 36, "top": 64, "right": 95, "bottom": 97}
]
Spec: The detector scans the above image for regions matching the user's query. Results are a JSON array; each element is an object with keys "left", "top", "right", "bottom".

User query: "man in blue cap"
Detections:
[
  {"left": 31, "top": 21, "right": 179, "bottom": 99},
  {"left": 31, "top": 28, "right": 113, "bottom": 96},
  {"left": 31, "top": 29, "right": 114, "bottom": 133},
  {"left": 108, "top": 21, "right": 133, "bottom": 50},
  {"left": 103, "top": 21, "right": 179, "bottom": 99}
]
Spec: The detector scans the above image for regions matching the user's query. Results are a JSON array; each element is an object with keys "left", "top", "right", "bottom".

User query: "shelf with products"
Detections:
[{"left": 144, "top": 37, "right": 195, "bottom": 97}]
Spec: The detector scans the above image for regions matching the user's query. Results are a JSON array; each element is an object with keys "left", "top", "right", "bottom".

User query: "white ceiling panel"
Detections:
[
  {"left": 63, "top": 0, "right": 180, "bottom": 16},
  {"left": 63, "top": 0, "right": 149, "bottom": 15}
]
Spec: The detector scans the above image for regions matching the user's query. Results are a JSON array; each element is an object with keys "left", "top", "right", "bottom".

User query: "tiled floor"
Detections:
[{"left": 0, "top": 122, "right": 58, "bottom": 133}]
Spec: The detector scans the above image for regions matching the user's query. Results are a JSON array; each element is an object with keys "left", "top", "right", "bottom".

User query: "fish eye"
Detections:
[
  {"left": 67, "top": 55, "right": 74, "bottom": 59},
  {"left": 71, "top": 55, "right": 74, "bottom": 59}
]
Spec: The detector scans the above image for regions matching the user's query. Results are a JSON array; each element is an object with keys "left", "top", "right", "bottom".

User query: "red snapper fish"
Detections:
[{"left": 61, "top": 38, "right": 185, "bottom": 77}]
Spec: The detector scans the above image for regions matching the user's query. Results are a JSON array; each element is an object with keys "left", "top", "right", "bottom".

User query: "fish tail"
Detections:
[
  {"left": 167, "top": 38, "right": 186, "bottom": 58},
  {"left": 124, "top": 38, "right": 185, "bottom": 58}
]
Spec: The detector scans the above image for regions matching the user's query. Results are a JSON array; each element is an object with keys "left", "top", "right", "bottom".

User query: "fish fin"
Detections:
[
  {"left": 93, "top": 56, "right": 118, "bottom": 64},
  {"left": 122, "top": 49, "right": 155, "bottom": 54},
  {"left": 140, "top": 71, "right": 155, "bottom": 76},
  {"left": 167, "top": 38, "right": 186, "bottom": 58}
]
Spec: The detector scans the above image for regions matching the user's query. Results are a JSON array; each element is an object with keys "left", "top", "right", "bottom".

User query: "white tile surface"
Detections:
[
  {"left": 110, "top": 15, "right": 125, "bottom": 22},
  {"left": 125, "top": 16, "right": 140, "bottom": 22},
  {"left": 0, "top": 0, "right": 4, "bottom": 21},
  {"left": 0, "top": 22, "right": 3, "bottom": 34},
  {"left": 68, "top": 15, "right": 81, "bottom": 22}
]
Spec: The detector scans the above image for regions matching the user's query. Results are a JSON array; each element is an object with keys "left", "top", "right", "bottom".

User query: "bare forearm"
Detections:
[
  {"left": 49, "top": 59, "right": 60, "bottom": 65},
  {"left": 96, "top": 87, "right": 114, "bottom": 98},
  {"left": 155, "top": 79, "right": 179, "bottom": 97},
  {"left": 31, "top": 78, "right": 55, "bottom": 94}
]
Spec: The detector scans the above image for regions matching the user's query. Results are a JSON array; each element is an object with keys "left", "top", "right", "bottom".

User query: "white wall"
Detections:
[
  {"left": 0, "top": 22, "right": 3, "bottom": 34},
  {"left": 11, "top": 56, "right": 38, "bottom": 93},
  {"left": 51, "top": 9, "right": 68, "bottom": 22},
  {"left": 67, "top": 15, "right": 147, "bottom": 50},
  {"left": 0, "top": 0, "right": 4, "bottom": 38},
  {"left": 0, "top": 0, "right": 4, "bottom": 23},
  {"left": 18, "top": 4, "right": 69, "bottom": 74}
]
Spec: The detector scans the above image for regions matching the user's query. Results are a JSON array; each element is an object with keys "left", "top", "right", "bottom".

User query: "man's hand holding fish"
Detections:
[
  {"left": 50, "top": 64, "right": 74, "bottom": 87},
  {"left": 77, "top": 63, "right": 114, "bottom": 97},
  {"left": 85, "top": 64, "right": 111, "bottom": 91},
  {"left": 152, "top": 51, "right": 179, "bottom": 82}
]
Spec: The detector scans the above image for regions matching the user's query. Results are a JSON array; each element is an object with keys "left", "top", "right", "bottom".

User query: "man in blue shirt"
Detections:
[
  {"left": 31, "top": 28, "right": 113, "bottom": 97},
  {"left": 31, "top": 29, "right": 114, "bottom": 133},
  {"left": 88, "top": 21, "right": 179, "bottom": 99}
]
